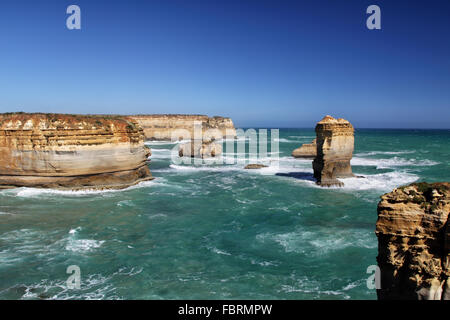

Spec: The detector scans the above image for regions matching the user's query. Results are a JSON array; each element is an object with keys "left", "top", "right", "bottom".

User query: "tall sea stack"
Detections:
[
  {"left": 376, "top": 182, "right": 450, "bottom": 300},
  {"left": 0, "top": 113, "right": 153, "bottom": 190},
  {"left": 312, "top": 115, "right": 355, "bottom": 187}
]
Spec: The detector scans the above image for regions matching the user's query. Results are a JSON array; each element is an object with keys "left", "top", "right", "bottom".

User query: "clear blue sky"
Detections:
[{"left": 0, "top": 0, "right": 449, "bottom": 128}]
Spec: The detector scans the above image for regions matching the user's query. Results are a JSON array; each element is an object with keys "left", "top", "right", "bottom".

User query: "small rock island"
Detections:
[
  {"left": 292, "top": 139, "right": 316, "bottom": 159},
  {"left": 130, "top": 114, "right": 236, "bottom": 158}
]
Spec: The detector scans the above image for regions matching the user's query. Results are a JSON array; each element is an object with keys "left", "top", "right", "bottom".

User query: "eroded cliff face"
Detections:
[
  {"left": 376, "top": 182, "right": 450, "bottom": 300},
  {"left": 292, "top": 139, "right": 316, "bottom": 159},
  {"left": 0, "top": 113, "right": 153, "bottom": 190},
  {"left": 312, "top": 115, "right": 354, "bottom": 187},
  {"left": 129, "top": 115, "right": 236, "bottom": 142}
]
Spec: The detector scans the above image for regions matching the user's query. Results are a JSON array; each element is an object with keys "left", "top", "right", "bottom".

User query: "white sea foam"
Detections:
[
  {"left": 336, "top": 171, "right": 418, "bottom": 191},
  {"left": 288, "top": 135, "right": 316, "bottom": 139},
  {"left": 145, "top": 139, "right": 190, "bottom": 146},
  {"left": 12, "top": 180, "right": 159, "bottom": 198},
  {"left": 65, "top": 239, "right": 105, "bottom": 252},
  {"left": 278, "top": 274, "right": 355, "bottom": 299},
  {"left": 150, "top": 148, "right": 172, "bottom": 152},
  {"left": 0, "top": 229, "right": 57, "bottom": 265},
  {"left": 355, "top": 150, "right": 415, "bottom": 156},
  {"left": 351, "top": 156, "right": 438, "bottom": 169},
  {"left": 148, "top": 213, "right": 168, "bottom": 220},
  {"left": 208, "top": 246, "right": 232, "bottom": 256},
  {"left": 274, "top": 138, "right": 298, "bottom": 143},
  {"left": 69, "top": 227, "right": 81, "bottom": 235},
  {"left": 258, "top": 227, "right": 376, "bottom": 256},
  {"left": 17, "top": 272, "right": 122, "bottom": 300}
]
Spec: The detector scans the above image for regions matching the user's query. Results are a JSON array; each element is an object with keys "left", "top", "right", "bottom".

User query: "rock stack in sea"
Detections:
[
  {"left": 178, "top": 140, "right": 222, "bottom": 158},
  {"left": 291, "top": 139, "right": 317, "bottom": 159},
  {"left": 376, "top": 182, "right": 450, "bottom": 300},
  {"left": 312, "top": 115, "right": 355, "bottom": 187},
  {"left": 0, "top": 113, "right": 153, "bottom": 190},
  {"left": 129, "top": 114, "right": 236, "bottom": 158}
]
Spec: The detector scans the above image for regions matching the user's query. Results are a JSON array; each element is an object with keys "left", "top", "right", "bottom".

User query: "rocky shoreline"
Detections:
[
  {"left": 0, "top": 113, "right": 154, "bottom": 190},
  {"left": 376, "top": 182, "right": 450, "bottom": 300},
  {"left": 0, "top": 112, "right": 236, "bottom": 190}
]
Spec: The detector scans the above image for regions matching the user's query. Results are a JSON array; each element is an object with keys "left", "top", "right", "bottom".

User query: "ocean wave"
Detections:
[
  {"left": 278, "top": 274, "right": 365, "bottom": 299},
  {"left": 351, "top": 156, "right": 438, "bottom": 169},
  {"left": 69, "top": 227, "right": 82, "bottom": 235},
  {"left": 65, "top": 239, "right": 105, "bottom": 252},
  {"left": 208, "top": 246, "right": 232, "bottom": 256},
  {"left": 258, "top": 227, "right": 376, "bottom": 256},
  {"left": 0, "top": 229, "right": 57, "bottom": 265},
  {"left": 355, "top": 150, "right": 415, "bottom": 156},
  {"left": 288, "top": 135, "right": 316, "bottom": 139},
  {"left": 293, "top": 170, "right": 419, "bottom": 191},
  {"left": 10, "top": 180, "right": 160, "bottom": 198},
  {"left": 14, "top": 264, "right": 145, "bottom": 299},
  {"left": 144, "top": 139, "right": 190, "bottom": 146},
  {"left": 336, "top": 171, "right": 418, "bottom": 190},
  {"left": 18, "top": 274, "right": 120, "bottom": 300},
  {"left": 274, "top": 138, "right": 297, "bottom": 143},
  {"left": 150, "top": 148, "right": 173, "bottom": 152}
]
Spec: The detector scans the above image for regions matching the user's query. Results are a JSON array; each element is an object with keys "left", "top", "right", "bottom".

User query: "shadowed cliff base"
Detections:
[{"left": 275, "top": 172, "right": 315, "bottom": 181}]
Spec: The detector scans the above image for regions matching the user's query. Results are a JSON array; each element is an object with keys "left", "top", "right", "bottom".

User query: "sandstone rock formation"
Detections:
[
  {"left": 244, "top": 164, "right": 268, "bottom": 169},
  {"left": 376, "top": 182, "right": 450, "bottom": 300},
  {"left": 292, "top": 139, "right": 316, "bottom": 159},
  {"left": 0, "top": 113, "right": 153, "bottom": 190},
  {"left": 312, "top": 115, "right": 354, "bottom": 187},
  {"left": 178, "top": 140, "right": 222, "bottom": 158},
  {"left": 129, "top": 115, "right": 236, "bottom": 141}
]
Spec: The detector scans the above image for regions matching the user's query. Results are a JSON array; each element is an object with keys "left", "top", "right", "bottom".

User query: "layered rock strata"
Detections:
[
  {"left": 312, "top": 115, "right": 355, "bottom": 187},
  {"left": 292, "top": 139, "right": 317, "bottom": 159},
  {"left": 376, "top": 182, "right": 450, "bottom": 300},
  {"left": 0, "top": 113, "right": 153, "bottom": 190},
  {"left": 130, "top": 115, "right": 235, "bottom": 159},
  {"left": 129, "top": 115, "right": 236, "bottom": 141}
]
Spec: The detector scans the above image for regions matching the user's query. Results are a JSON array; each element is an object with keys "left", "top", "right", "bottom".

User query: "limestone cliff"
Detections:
[
  {"left": 292, "top": 139, "right": 316, "bottom": 159},
  {"left": 376, "top": 182, "right": 450, "bottom": 300},
  {"left": 0, "top": 113, "right": 153, "bottom": 190},
  {"left": 312, "top": 115, "right": 354, "bottom": 187},
  {"left": 129, "top": 115, "right": 236, "bottom": 141}
]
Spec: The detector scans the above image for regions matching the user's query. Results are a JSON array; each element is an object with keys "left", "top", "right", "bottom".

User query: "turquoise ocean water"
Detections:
[{"left": 1, "top": 129, "right": 449, "bottom": 300}]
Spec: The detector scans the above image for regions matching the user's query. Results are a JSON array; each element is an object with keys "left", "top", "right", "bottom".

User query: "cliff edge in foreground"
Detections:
[
  {"left": 376, "top": 182, "right": 450, "bottom": 300},
  {"left": 0, "top": 113, "right": 153, "bottom": 190}
]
